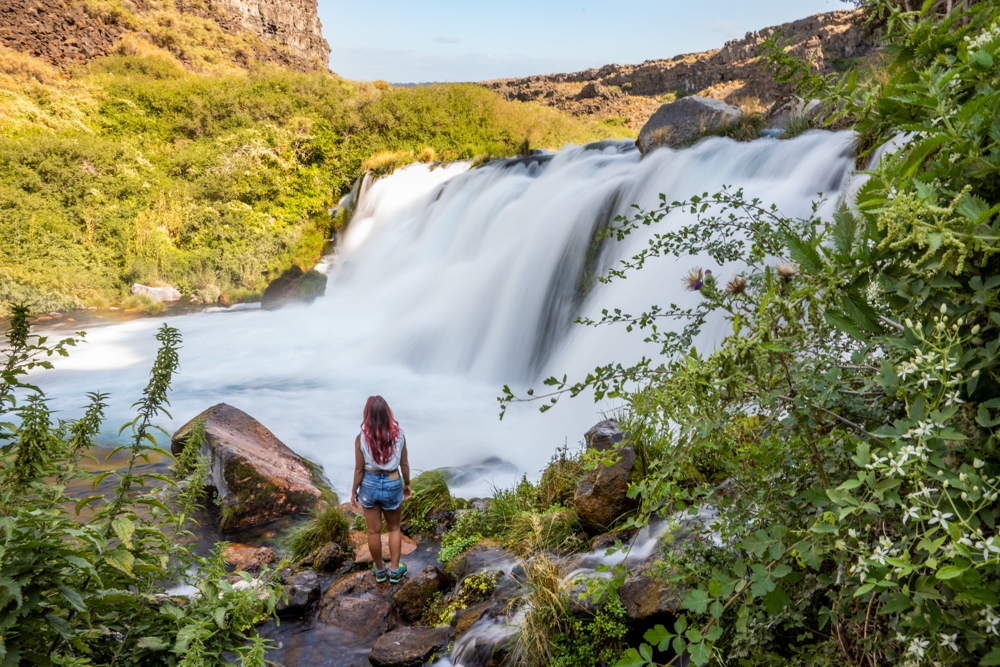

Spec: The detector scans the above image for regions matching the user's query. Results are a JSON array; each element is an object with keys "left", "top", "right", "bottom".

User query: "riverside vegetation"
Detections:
[
  {"left": 497, "top": 1, "right": 1000, "bottom": 665},
  {"left": 0, "top": 45, "right": 624, "bottom": 316}
]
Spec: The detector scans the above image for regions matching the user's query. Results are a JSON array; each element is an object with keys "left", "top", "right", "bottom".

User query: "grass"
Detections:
[
  {"left": 781, "top": 113, "right": 813, "bottom": 139},
  {"left": 658, "top": 90, "right": 688, "bottom": 105},
  {"left": 0, "top": 50, "right": 628, "bottom": 316},
  {"left": 285, "top": 505, "right": 352, "bottom": 561},
  {"left": 507, "top": 554, "right": 569, "bottom": 667},
  {"left": 503, "top": 506, "right": 585, "bottom": 556},
  {"left": 402, "top": 470, "right": 454, "bottom": 523}
]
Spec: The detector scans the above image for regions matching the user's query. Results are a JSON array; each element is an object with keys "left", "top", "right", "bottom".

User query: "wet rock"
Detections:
[
  {"left": 260, "top": 265, "right": 328, "bottom": 310},
  {"left": 618, "top": 566, "right": 683, "bottom": 620},
  {"left": 584, "top": 419, "right": 624, "bottom": 451},
  {"left": 276, "top": 569, "right": 320, "bottom": 619},
  {"left": 453, "top": 600, "right": 492, "bottom": 638},
  {"left": 130, "top": 283, "right": 181, "bottom": 302},
  {"left": 171, "top": 404, "right": 324, "bottom": 532},
  {"left": 637, "top": 96, "right": 743, "bottom": 154},
  {"left": 317, "top": 571, "right": 399, "bottom": 639},
  {"left": 222, "top": 544, "right": 278, "bottom": 573},
  {"left": 574, "top": 441, "right": 638, "bottom": 533},
  {"left": 393, "top": 566, "right": 450, "bottom": 623},
  {"left": 313, "top": 541, "right": 346, "bottom": 572},
  {"left": 369, "top": 626, "right": 453, "bottom": 667},
  {"left": 469, "top": 498, "right": 490, "bottom": 512},
  {"left": 446, "top": 545, "right": 516, "bottom": 582},
  {"left": 350, "top": 530, "right": 418, "bottom": 564},
  {"left": 590, "top": 528, "right": 638, "bottom": 553}
]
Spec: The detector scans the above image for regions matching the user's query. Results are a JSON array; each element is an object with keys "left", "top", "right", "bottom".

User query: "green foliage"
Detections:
[
  {"left": 536, "top": 442, "right": 587, "bottom": 508},
  {"left": 659, "top": 90, "right": 688, "bottom": 104},
  {"left": 507, "top": 3, "right": 1000, "bottom": 666},
  {"left": 285, "top": 505, "right": 352, "bottom": 562},
  {"left": 0, "top": 314, "right": 280, "bottom": 665},
  {"left": 438, "top": 510, "right": 488, "bottom": 564},
  {"left": 402, "top": 469, "right": 454, "bottom": 523},
  {"left": 421, "top": 570, "right": 500, "bottom": 626},
  {"left": 701, "top": 112, "right": 767, "bottom": 143},
  {"left": 550, "top": 596, "right": 629, "bottom": 667},
  {"left": 780, "top": 113, "right": 813, "bottom": 140},
  {"left": 1, "top": 59, "right": 624, "bottom": 315}
]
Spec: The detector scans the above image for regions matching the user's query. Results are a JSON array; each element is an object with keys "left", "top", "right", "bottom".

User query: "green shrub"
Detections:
[
  {"left": 550, "top": 596, "right": 629, "bottom": 667},
  {"left": 421, "top": 570, "right": 500, "bottom": 626},
  {"left": 0, "top": 308, "right": 280, "bottom": 665},
  {"left": 536, "top": 444, "right": 586, "bottom": 508},
  {"left": 285, "top": 505, "right": 352, "bottom": 561},
  {"left": 402, "top": 469, "right": 454, "bottom": 523}
]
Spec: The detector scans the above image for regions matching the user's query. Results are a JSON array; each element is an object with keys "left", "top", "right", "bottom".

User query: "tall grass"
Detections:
[
  {"left": 285, "top": 505, "right": 351, "bottom": 561},
  {"left": 402, "top": 470, "right": 454, "bottom": 522}
]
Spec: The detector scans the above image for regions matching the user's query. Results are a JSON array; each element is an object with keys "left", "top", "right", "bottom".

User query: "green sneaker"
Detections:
[
  {"left": 388, "top": 562, "right": 407, "bottom": 584},
  {"left": 373, "top": 564, "right": 388, "bottom": 583}
]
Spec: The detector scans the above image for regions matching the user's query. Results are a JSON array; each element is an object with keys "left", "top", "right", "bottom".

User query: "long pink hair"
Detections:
[{"left": 361, "top": 396, "right": 400, "bottom": 465}]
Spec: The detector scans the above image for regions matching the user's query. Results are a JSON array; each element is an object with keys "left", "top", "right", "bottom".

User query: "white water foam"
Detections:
[{"left": 31, "top": 132, "right": 857, "bottom": 499}]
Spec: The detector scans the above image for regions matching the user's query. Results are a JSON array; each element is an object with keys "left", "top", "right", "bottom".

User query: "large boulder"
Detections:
[
  {"left": 637, "top": 96, "right": 743, "bottom": 154},
  {"left": 317, "top": 571, "right": 400, "bottom": 639},
  {"left": 130, "top": 283, "right": 181, "bottom": 302},
  {"left": 584, "top": 419, "right": 624, "bottom": 451},
  {"left": 393, "top": 566, "right": 451, "bottom": 623},
  {"left": 573, "top": 421, "right": 638, "bottom": 532},
  {"left": 350, "top": 530, "right": 418, "bottom": 564},
  {"left": 369, "top": 626, "right": 453, "bottom": 667},
  {"left": 222, "top": 544, "right": 278, "bottom": 573},
  {"left": 275, "top": 569, "right": 321, "bottom": 619},
  {"left": 619, "top": 564, "right": 683, "bottom": 620},
  {"left": 171, "top": 404, "right": 324, "bottom": 532}
]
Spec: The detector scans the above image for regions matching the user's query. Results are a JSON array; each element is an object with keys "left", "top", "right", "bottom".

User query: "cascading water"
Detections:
[{"left": 32, "top": 131, "right": 857, "bottom": 499}]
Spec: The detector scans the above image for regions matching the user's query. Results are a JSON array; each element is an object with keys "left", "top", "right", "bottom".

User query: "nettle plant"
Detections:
[
  {"left": 502, "top": 2, "right": 1000, "bottom": 666},
  {"left": 0, "top": 306, "right": 281, "bottom": 666}
]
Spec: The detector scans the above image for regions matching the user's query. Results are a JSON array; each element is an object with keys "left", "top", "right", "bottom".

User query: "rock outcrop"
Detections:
[
  {"left": 130, "top": 283, "right": 181, "bottom": 303},
  {"left": 0, "top": 0, "right": 329, "bottom": 71},
  {"left": 483, "top": 10, "right": 876, "bottom": 130},
  {"left": 317, "top": 570, "right": 400, "bottom": 639},
  {"left": 637, "top": 96, "right": 743, "bottom": 153},
  {"left": 260, "top": 265, "right": 328, "bottom": 310},
  {"left": 573, "top": 420, "right": 638, "bottom": 531},
  {"left": 393, "top": 566, "right": 451, "bottom": 623},
  {"left": 171, "top": 404, "right": 324, "bottom": 532},
  {"left": 275, "top": 568, "right": 321, "bottom": 619},
  {"left": 369, "top": 626, "right": 453, "bottom": 667}
]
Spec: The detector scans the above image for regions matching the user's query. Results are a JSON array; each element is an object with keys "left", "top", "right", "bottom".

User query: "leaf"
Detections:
[
  {"left": 45, "top": 614, "right": 74, "bottom": 640},
  {"left": 981, "top": 647, "right": 1000, "bottom": 666},
  {"left": 57, "top": 586, "right": 86, "bottom": 612},
  {"left": 137, "top": 636, "right": 171, "bottom": 651},
  {"left": 705, "top": 625, "right": 723, "bottom": 642},
  {"left": 111, "top": 517, "right": 135, "bottom": 548},
  {"left": 771, "top": 564, "right": 793, "bottom": 579},
  {"left": 935, "top": 565, "right": 967, "bottom": 580},
  {"left": 824, "top": 308, "right": 868, "bottom": 341},
  {"left": 104, "top": 549, "right": 135, "bottom": 576},
  {"left": 689, "top": 640, "right": 712, "bottom": 667},
  {"left": 683, "top": 589, "right": 711, "bottom": 614},
  {"left": 615, "top": 648, "right": 648, "bottom": 667},
  {"left": 878, "top": 592, "right": 912, "bottom": 615},
  {"left": 782, "top": 233, "right": 823, "bottom": 273},
  {"left": 832, "top": 206, "right": 859, "bottom": 256},
  {"left": 762, "top": 586, "right": 791, "bottom": 614}
]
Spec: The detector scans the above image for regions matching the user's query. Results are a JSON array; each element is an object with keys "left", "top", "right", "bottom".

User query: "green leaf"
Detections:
[
  {"left": 782, "top": 233, "right": 823, "bottom": 273},
  {"left": 45, "top": 614, "right": 74, "bottom": 640},
  {"left": 137, "top": 636, "right": 171, "bottom": 651},
  {"left": 615, "top": 648, "right": 647, "bottom": 667},
  {"left": 878, "top": 592, "right": 912, "bottom": 615},
  {"left": 104, "top": 549, "right": 135, "bottom": 576},
  {"left": 683, "top": 589, "right": 711, "bottom": 614},
  {"left": 705, "top": 625, "right": 723, "bottom": 642},
  {"left": 57, "top": 586, "right": 86, "bottom": 612},
  {"left": 935, "top": 565, "right": 968, "bottom": 580},
  {"left": 111, "top": 517, "right": 135, "bottom": 548},
  {"left": 771, "top": 564, "right": 793, "bottom": 579},
  {"left": 689, "top": 640, "right": 712, "bottom": 667},
  {"left": 981, "top": 647, "right": 1000, "bottom": 666},
  {"left": 762, "top": 586, "right": 791, "bottom": 614}
]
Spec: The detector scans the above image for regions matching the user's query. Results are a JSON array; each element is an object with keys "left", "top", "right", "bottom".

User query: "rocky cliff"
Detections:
[
  {"left": 484, "top": 10, "right": 876, "bottom": 130},
  {"left": 0, "top": 0, "right": 329, "bottom": 71}
]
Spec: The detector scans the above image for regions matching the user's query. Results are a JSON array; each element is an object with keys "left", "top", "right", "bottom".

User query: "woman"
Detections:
[{"left": 350, "top": 395, "right": 411, "bottom": 584}]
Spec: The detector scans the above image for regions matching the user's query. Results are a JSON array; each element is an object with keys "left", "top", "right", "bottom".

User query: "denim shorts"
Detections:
[{"left": 358, "top": 472, "right": 404, "bottom": 511}]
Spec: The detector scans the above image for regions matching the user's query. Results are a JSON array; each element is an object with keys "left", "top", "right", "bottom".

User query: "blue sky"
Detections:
[{"left": 316, "top": 0, "right": 844, "bottom": 83}]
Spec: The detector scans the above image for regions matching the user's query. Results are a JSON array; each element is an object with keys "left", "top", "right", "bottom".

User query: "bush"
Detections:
[
  {"left": 0, "top": 307, "right": 280, "bottom": 665},
  {"left": 285, "top": 505, "right": 352, "bottom": 562},
  {"left": 506, "top": 3, "right": 1000, "bottom": 666},
  {"left": 402, "top": 469, "right": 454, "bottom": 523}
]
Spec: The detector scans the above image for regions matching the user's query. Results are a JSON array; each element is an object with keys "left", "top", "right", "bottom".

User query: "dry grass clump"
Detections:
[
  {"left": 507, "top": 554, "right": 569, "bottom": 667},
  {"left": 503, "top": 506, "right": 585, "bottom": 556},
  {"left": 361, "top": 150, "right": 415, "bottom": 175},
  {"left": 0, "top": 46, "right": 63, "bottom": 88}
]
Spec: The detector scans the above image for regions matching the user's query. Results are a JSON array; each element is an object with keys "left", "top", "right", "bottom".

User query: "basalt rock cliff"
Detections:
[
  {"left": 484, "top": 10, "right": 877, "bottom": 130},
  {"left": 0, "top": 0, "right": 329, "bottom": 71}
]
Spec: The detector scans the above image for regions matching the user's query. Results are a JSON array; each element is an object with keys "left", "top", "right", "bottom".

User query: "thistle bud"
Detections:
[{"left": 940, "top": 303, "right": 947, "bottom": 315}]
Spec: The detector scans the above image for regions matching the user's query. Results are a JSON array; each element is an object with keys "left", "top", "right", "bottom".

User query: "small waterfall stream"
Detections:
[{"left": 33, "top": 131, "right": 856, "bottom": 499}]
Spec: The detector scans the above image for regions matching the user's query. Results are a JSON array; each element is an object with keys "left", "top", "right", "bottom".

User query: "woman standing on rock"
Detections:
[{"left": 351, "top": 395, "right": 411, "bottom": 583}]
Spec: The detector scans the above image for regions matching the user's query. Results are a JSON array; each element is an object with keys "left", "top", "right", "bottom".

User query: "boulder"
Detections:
[
  {"left": 574, "top": 434, "right": 638, "bottom": 532},
  {"left": 584, "top": 419, "right": 624, "bottom": 451},
  {"left": 130, "top": 283, "right": 181, "bottom": 302},
  {"left": 276, "top": 569, "right": 320, "bottom": 619},
  {"left": 317, "top": 570, "right": 399, "bottom": 639},
  {"left": 637, "top": 96, "right": 743, "bottom": 154},
  {"left": 222, "top": 544, "right": 278, "bottom": 573},
  {"left": 171, "top": 404, "right": 324, "bottom": 532},
  {"left": 591, "top": 528, "right": 638, "bottom": 553},
  {"left": 260, "top": 265, "right": 328, "bottom": 310},
  {"left": 350, "top": 530, "right": 418, "bottom": 564},
  {"left": 313, "top": 541, "right": 346, "bottom": 572},
  {"left": 393, "top": 566, "right": 451, "bottom": 623},
  {"left": 369, "top": 626, "right": 453, "bottom": 667},
  {"left": 577, "top": 81, "right": 617, "bottom": 100},
  {"left": 618, "top": 566, "right": 683, "bottom": 620}
]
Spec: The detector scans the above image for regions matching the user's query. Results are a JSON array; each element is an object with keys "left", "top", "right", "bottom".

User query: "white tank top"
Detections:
[{"left": 360, "top": 430, "right": 405, "bottom": 471}]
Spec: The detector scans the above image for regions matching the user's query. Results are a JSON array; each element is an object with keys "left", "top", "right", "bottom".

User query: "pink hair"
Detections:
[{"left": 361, "top": 396, "right": 400, "bottom": 465}]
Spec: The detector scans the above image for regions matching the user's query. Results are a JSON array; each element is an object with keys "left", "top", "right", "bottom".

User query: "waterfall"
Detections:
[{"left": 32, "top": 131, "right": 858, "bottom": 498}]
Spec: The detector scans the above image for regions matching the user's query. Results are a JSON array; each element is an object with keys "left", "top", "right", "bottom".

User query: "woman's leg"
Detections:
[
  {"left": 362, "top": 504, "right": 385, "bottom": 570},
  {"left": 383, "top": 506, "right": 403, "bottom": 570}
]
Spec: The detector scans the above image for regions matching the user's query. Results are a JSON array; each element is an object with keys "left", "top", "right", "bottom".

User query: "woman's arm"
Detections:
[
  {"left": 400, "top": 440, "right": 411, "bottom": 500},
  {"left": 350, "top": 435, "right": 364, "bottom": 508}
]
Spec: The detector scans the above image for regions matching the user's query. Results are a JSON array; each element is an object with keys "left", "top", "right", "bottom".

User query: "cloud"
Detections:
[
  {"left": 434, "top": 36, "right": 461, "bottom": 44},
  {"left": 328, "top": 46, "right": 593, "bottom": 83}
]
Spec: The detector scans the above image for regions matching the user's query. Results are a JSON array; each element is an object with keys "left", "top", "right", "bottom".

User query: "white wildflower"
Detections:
[
  {"left": 929, "top": 510, "right": 953, "bottom": 530},
  {"left": 902, "top": 506, "right": 921, "bottom": 523},
  {"left": 940, "top": 633, "right": 958, "bottom": 652}
]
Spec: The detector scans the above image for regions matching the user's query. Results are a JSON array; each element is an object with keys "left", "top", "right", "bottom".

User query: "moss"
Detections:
[
  {"left": 217, "top": 457, "right": 318, "bottom": 532},
  {"left": 421, "top": 570, "right": 500, "bottom": 626}
]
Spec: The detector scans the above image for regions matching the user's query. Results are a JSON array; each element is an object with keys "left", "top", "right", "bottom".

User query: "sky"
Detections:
[{"left": 316, "top": 0, "right": 846, "bottom": 83}]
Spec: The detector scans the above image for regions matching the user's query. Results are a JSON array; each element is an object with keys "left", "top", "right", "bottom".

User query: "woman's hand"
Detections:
[
  {"left": 351, "top": 493, "right": 359, "bottom": 509},
  {"left": 403, "top": 484, "right": 412, "bottom": 500}
]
